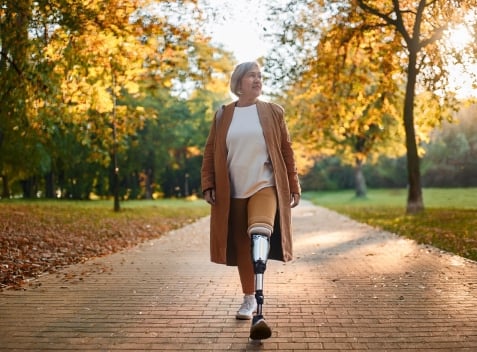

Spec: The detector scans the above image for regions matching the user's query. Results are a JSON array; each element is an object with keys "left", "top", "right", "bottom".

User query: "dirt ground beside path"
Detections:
[{"left": 1, "top": 200, "right": 477, "bottom": 351}]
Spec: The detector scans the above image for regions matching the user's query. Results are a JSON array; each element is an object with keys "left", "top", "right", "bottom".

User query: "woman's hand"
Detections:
[
  {"left": 290, "top": 193, "right": 300, "bottom": 208},
  {"left": 204, "top": 189, "right": 216, "bottom": 205}
]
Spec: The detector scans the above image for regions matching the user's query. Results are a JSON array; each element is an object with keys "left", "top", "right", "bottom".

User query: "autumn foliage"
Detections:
[{"left": 0, "top": 201, "right": 209, "bottom": 290}]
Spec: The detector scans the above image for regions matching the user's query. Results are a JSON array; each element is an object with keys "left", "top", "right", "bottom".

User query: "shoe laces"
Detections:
[{"left": 240, "top": 295, "right": 256, "bottom": 311}]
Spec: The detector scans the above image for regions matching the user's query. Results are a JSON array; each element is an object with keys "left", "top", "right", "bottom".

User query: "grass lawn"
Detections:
[{"left": 304, "top": 188, "right": 477, "bottom": 262}]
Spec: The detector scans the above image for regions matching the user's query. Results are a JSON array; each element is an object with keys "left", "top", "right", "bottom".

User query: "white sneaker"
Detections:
[{"left": 236, "top": 295, "right": 257, "bottom": 320}]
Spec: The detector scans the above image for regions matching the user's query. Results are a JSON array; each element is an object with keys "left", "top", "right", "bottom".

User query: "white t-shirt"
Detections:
[{"left": 226, "top": 104, "right": 275, "bottom": 198}]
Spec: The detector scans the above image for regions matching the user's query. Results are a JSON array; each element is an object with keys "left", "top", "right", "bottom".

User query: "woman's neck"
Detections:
[{"left": 236, "top": 97, "right": 258, "bottom": 107}]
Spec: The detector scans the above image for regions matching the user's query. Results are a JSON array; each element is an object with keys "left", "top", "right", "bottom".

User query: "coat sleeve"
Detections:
[
  {"left": 273, "top": 104, "right": 301, "bottom": 195},
  {"left": 201, "top": 111, "right": 218, "bottom": 193}
]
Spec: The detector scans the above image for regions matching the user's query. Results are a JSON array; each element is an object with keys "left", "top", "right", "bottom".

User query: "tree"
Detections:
[
  {"left": 268, "top": 0, "right": 477, "bottom": 213},
  {"left": 1, "top": 0, "right": 235, "bottom": 203},
  {"left": 422, "top": 103, "right": 477, "bottom": 186},
  {"left": 42, "top": 0, "right": 176, "bottom": 208},
  {"left": 354, "top": 0, "right": 477, "bottom": 212},
  {"left": 0, "top": 0, "right": 35, "bottom": 197},
  {"left": 268, "top": 1, "right": 406, "bottom": 198}
]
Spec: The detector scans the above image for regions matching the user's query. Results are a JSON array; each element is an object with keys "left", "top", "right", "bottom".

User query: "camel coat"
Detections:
[{"left": 201, "top": 100, "right": 301, "bottom": 265}]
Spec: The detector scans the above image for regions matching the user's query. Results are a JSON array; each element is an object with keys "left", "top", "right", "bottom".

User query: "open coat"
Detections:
[{"left": 201, "top": 100, "right": 301, "bottom": 265}]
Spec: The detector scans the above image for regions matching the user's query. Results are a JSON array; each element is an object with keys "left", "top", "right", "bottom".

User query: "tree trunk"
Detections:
[
  {"left": 354, "top": 158, "right": 367, "bottom": 198},
  {"left": 45, "top": 172, "right": 55, "bottom": 198},
  {"left": 145, "top": 168, "right": 153, "bottom": 199},
  {"left": 21, "top": 177, "right": 37, "bottom": 198},
  {"left": 112, "top": 156, "right": 120, "bottom": 212},
  {"left": 404, "top": 48, "right": 424, "bottom": 214},
  {"left": 1, "top": 175, "right": 10, "bottom": 199}
]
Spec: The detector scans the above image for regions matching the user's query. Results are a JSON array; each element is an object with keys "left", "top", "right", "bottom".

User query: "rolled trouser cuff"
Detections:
[{"left": 247, "top": 223, "right": 273, "bottom": 237}]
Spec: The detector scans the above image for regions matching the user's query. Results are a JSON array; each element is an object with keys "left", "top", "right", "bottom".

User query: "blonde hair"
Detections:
[{"left": 230, "top": 61, "right": 260, "bottom": 96}]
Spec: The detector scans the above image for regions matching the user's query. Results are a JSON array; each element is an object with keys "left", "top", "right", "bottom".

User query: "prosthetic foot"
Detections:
[{"left": 249, "top": 232, "right": 272, "bottom": 341}]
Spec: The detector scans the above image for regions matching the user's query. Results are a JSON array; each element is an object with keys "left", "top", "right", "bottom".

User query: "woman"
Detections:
[{"left": 201, "top": 61, "right": 301, "bottom": 339}]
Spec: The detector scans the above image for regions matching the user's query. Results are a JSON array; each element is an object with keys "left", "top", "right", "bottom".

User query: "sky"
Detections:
[
  {"left": 201, "top": 0, "right": 273, "bottom": 63},
  {"left": 444, "top": 24, "right": 477, "bottom": 99}
]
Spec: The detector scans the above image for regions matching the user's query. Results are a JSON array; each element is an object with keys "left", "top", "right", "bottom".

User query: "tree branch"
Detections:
[
  {"left": 357, "top": 0, "right": 412, "bottom": 45},
  {"left": 420, "top": 25, "right": 447, "bottom": 49},
  {"left": 356, "top": 0, "right": 397, "bottom": 27},
  {"left": 0, "top": 51, "right": 23, "bottom": 77}
]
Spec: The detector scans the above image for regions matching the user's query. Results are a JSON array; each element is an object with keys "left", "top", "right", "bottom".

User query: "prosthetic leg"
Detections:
[{"left": 249, "top": 231, "right": 272, "bottom": 340}]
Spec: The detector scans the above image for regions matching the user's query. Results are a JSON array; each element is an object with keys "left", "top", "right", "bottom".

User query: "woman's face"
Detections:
[{"left": 239, "top": 66, "right": 262, "bottom": 99}]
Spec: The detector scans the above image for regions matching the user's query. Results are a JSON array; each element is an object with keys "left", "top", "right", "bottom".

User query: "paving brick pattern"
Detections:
[{"left": 1, "top": 201, "right": 477, "bottom": 351}]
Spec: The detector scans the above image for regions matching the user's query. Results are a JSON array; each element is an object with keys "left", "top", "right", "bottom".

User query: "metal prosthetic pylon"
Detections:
[{"left": 249, "top": 233, "right": 272, "bottom": 341}]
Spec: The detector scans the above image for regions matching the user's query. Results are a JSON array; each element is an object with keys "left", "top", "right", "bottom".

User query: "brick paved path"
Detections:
[{"left": 1, "top": 201, "right": 477, "bottom": 351}]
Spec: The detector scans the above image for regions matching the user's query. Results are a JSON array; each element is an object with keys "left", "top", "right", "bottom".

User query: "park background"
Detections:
[{"left": 1, "top": 0, "right": 476, "bottom": 289}]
